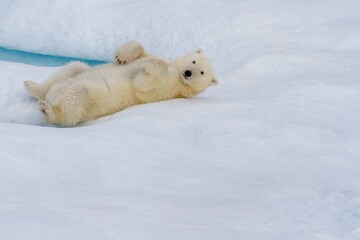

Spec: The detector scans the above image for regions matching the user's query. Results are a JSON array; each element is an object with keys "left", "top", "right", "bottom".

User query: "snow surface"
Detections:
[{"left": 1, "top": 0, "right": 360, "bottom": 239}]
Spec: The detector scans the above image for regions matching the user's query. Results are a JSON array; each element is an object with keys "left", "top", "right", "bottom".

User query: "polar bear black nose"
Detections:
[{"left": 184, "top": 70, "right": 192, "bottom": 78}]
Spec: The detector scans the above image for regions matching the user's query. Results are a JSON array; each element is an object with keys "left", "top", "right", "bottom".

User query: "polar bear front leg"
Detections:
[
  {"left": 141, "top": 58, "right": 168, "bottom": 76},
  {"left": 114, "top": 40, "right": 147, "bottom": 64},
  {"left": 132, "top": 58, "right": 168, "bottom": 92}
]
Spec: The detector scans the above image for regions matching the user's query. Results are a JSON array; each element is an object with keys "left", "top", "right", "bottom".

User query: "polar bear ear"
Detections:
[
  {"left": 211, "top": 77, "right": 219, "bottom": 85},
  {"left": 195, "top": 48, "right": 203, "bottom": 54}
]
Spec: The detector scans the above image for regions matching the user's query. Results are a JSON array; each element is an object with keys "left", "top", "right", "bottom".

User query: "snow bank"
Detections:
[
  {"left": 1, "top": 1, "right": 360, "bottom": 240},
  {"left": 1, "top": 0, "right": 360, "bottom": 74}
]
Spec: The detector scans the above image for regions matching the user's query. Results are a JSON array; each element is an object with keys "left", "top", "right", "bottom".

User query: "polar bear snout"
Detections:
[{"left": 183, "top": 69, "right": 193, "bottom": 80}]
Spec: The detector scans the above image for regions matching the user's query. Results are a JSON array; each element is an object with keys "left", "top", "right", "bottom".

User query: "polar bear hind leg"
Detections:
[
  {"left": 24, "top": 61, "right": 90, "bottom": 100},
  {"left": 40, "top": 85, "right": 89, "bottom": 127},
  {"left": 40, "top": 99, "right": 86, "bottom": 127}
]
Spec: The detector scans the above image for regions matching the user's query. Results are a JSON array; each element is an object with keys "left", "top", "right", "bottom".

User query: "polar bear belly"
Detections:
[{"left": 78, "top": 68, "right": 138, "bottom": 119}]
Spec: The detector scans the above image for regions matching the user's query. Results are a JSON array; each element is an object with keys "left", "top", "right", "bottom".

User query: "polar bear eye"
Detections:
[
  {"left": 193, "top": 61, "right": 196, "bottom": 64},
  {"left": 200, "top": 71, "right": 204, "bottom": 75}
]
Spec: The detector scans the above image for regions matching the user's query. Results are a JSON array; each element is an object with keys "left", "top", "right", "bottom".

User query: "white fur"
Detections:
[{"left": 24, "top": 41, "right": 218, "bottom": 127}]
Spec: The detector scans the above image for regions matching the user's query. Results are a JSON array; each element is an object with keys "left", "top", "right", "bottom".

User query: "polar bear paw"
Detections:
[
  {"left": 24, "top": 80, "right": 35, "bottom": 93},
  {"left": 39, "top": 99, "right": 53, "bottom": 116},
  {"left": 24, "top": 80, "right": 44, "bottom": 99},
  {"left": 114, "top": 40, "right": 145, "bottom": 64},
  {"left": 141, "top": 58, "right": 168, "bottom": 75}
]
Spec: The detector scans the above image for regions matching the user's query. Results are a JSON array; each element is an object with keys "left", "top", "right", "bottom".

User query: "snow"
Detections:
[{"left": 1, "top": 0, "right": 360, "bottom": 239}]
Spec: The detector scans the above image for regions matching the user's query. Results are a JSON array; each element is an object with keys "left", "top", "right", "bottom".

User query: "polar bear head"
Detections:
[{"left": 174, "top": 49, "right": 218, "bottom": 95}]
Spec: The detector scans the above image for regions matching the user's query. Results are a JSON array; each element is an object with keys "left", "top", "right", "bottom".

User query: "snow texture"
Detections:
[{"left": 1, "top": 0, "right": 360, "bottom": 239}]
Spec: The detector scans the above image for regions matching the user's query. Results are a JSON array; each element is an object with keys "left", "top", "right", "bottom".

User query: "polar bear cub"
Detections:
[{"left": 24, "top": 41, "right": 218, "bottom": 127}]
